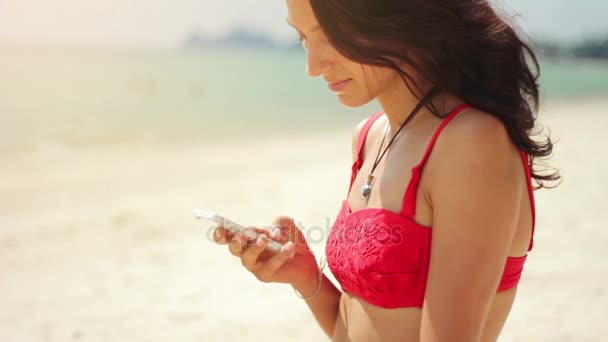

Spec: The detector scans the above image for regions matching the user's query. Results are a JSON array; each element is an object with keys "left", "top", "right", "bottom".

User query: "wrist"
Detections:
[
  {"left": 291, "top": 266, "right": 321, "bottom": 296},
  {"left": 291, "top": 253, "right": 319, "bottom": 288},
  {"left": 291, "top": 256, "right": 326, "bottom": 300}
]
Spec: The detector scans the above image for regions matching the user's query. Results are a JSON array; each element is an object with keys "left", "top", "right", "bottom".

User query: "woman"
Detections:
[{"left": 213, "top": 0, "right": 559, "bottom": 341}]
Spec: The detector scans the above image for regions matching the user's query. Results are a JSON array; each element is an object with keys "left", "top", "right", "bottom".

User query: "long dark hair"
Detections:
[{"left": 309, "top": 0, "right": 560, "bottom": 189}]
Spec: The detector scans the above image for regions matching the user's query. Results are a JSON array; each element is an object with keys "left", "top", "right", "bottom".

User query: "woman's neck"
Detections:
[{"left": 377, "top": 82, "right": 464, "bottom": 135}]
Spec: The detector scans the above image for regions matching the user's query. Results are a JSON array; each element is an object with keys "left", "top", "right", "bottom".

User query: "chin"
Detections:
[{"left": 336, "top": 93, "right": 374, "bottom": 108}]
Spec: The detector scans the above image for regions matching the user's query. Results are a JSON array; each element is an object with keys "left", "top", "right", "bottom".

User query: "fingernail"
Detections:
[
  {"left": 283, "top": 241, "right": 294, "bottom": 251},
  {"left": 283, "top": 241, "right": 295, "bottom": 258},
  {"left": 256, "top": 235, "right": 267, "bottom": 247},
  {"left": 271, "top": 227, "right": 281, "bottom": 239}
]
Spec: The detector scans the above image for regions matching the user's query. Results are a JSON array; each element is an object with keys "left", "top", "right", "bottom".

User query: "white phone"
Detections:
[{"left": 192, "top": 208, "right": 283, "bottom": 253}]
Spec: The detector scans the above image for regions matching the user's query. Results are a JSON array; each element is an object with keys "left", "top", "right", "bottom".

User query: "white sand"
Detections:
[{"left": 1, "top": 100, "right": 607, "bottom": 341}]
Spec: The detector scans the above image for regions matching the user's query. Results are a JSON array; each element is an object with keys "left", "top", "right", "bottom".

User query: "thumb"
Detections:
[{"left": 271, "top": 215, "right": 307, "bottom": 246}]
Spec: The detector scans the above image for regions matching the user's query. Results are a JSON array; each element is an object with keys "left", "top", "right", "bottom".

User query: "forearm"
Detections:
[{"left": 292, "top": 273, "right": 342, "bottom": 340}]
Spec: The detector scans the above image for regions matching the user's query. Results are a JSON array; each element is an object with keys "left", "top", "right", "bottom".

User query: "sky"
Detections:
[{"left": 1, "top": 0, "right": 607, "bottom": 48}]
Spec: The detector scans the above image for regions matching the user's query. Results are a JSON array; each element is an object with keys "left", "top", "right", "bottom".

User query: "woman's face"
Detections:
[{"left": 286, "top": 0, "right": 401, "bottom": 108}]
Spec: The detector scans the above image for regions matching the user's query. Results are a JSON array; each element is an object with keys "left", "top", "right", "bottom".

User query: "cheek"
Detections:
[{"left": 357, "top": 67, "right": 399, "bottom": 97}]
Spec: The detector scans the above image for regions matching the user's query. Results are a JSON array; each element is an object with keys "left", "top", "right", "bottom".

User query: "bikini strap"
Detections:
[
  {"left": 400, "top": 104, "right": 471, "bottom": 216},
  {"left": 520, "top": 150, "right": 536, "bottom": 251},
  {"left": 349, "top": 111, "right": 385, "bottom": 194}
]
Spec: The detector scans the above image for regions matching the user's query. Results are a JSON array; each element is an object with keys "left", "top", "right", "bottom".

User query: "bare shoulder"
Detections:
[
  {"left": 434, "top": 107, "right": 521, "bottom": 165},
  {"left": 424, "top": 107, "right": 523, "bottom": 193},
  {"left": 352, "top": 116, "right": 377, "bottom": 162}
]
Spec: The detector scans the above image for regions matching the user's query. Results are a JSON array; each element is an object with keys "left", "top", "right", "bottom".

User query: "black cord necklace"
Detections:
[{"left": 360, "top": 86, "right": 440, "bottom": 200}]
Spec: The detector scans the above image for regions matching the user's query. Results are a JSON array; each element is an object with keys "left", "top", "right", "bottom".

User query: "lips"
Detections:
[{"left": 328, "top": 79, "right": 352, "bottom": 92}]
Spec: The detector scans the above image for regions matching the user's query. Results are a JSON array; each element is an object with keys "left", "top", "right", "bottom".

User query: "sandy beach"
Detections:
[{"left": 1, "top": 99, "right": 607, "bottom": 341}]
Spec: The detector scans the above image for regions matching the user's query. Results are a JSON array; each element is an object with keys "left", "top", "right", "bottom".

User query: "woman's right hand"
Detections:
[{"left": 212, "top": 215, "right": 320, "bottom": 292}]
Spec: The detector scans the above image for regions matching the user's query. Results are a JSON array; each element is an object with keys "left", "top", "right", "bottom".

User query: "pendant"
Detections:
[{"left": 360, "top": 174, "right": 375, "bottom": 200}]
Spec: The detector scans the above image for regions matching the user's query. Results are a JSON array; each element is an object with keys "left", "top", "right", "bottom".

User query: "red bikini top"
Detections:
[{"left": 325, "top": 104, "right": 536, "bottom": 308}]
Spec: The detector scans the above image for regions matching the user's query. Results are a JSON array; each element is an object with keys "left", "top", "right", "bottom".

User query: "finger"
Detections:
[
  {"left": 228, "top": 232, "right": 248, "bottom": 257},
  {"left": 241, "top": 234, "right": 270, "bottom": 271},
  {"left": 271, "top": 215, "right": 294, "bottom": 230},
  {"left": 254, "top": 241, "right": 296, "bottom": 282},
  {"left": 272, "top": 215, "right": 306, "bottom": 245},
  {"left": 248, "top": 226, "right": 286, "bottom": 245},
  {"left": 242, "top": 226, "right": 270, "bottom": 243},
  {"left": 213, "top": 227, "right": 233, "bottom": 245},
  {"left": 249, "top": 227, "right": 272, "bottom": 239},
  {"left": 271, "top": 216, "right": 296, "bottom": 241},
  {"left": 269, "top": 225, "right": 285, "bottom": 241}
]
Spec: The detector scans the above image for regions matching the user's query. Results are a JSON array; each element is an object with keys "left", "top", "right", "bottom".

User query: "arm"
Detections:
[
  {"left": 291, "top": 118, "right": 368, "bottom": 339},
  {"left": 291, "top": 272, "right": 342, "bottom": 339},
  {"left": 420, "top": 112, "right": 523, "bottom": 341}
]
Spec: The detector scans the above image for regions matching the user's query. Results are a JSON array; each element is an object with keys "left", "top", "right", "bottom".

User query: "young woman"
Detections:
[{"left": 213, "top": 0, "right": 559, "bottom": 341}]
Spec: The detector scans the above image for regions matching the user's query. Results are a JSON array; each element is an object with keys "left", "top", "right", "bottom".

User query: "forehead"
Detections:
[{"left": 286, "top": 0, "right": 319, "bottom": 30}]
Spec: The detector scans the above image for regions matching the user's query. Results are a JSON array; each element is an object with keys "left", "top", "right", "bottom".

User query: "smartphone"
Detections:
[{"left": 192, "top": 208, "right": 283, "bottom": 253}]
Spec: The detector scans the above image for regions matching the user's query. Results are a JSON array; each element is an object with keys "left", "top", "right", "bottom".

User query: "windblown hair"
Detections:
[{"left": 309, "top": 0, "right": 560, "bottom": 188}]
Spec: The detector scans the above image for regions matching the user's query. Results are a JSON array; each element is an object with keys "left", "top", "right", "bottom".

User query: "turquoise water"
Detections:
[
  {"left": 1, "top": 45, "right": 606, "bottom": 148},
  {"left": 540, "top": 60, "right": 608, "bottom": 99}
]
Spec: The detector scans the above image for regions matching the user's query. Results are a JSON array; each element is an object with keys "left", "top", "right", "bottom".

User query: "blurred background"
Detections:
[{"left": 1, "top": 0, "right": 607, "bottom": 341}]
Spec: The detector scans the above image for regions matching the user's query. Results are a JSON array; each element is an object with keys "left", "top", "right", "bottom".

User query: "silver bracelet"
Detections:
[{"left": 293, "top": 256, "right": 327, "bottom": 300}]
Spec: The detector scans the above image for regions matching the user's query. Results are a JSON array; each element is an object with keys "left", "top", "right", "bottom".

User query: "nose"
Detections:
[{"left": 306, "top": 45, "right": 333, "bottom": 78}]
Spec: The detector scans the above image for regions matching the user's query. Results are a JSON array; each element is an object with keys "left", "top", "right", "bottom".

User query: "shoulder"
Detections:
[
  {"left": 351, "top": 118, "right": 367, "bottom": 162},
  {"left": 352, "top": 112, "right": 384, "bottom": 162},
  {"left": 352, "top": 117, "right": 368, "bottom": 148},
  {"left": 425, "top": 107, "right": 523, "bottom": 195},
  {"left": 433, "top": 107, "right": 521, "bottom": 167}
]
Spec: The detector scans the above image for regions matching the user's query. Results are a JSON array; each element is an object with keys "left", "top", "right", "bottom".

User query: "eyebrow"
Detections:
[{"left": 286, "top": 19, "right": 321, "bottom": 35}]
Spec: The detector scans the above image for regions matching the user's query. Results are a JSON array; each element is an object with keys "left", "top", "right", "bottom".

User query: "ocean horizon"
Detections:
[{"left": 1, "top": 44, "right": 607, "bottom": 151}]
